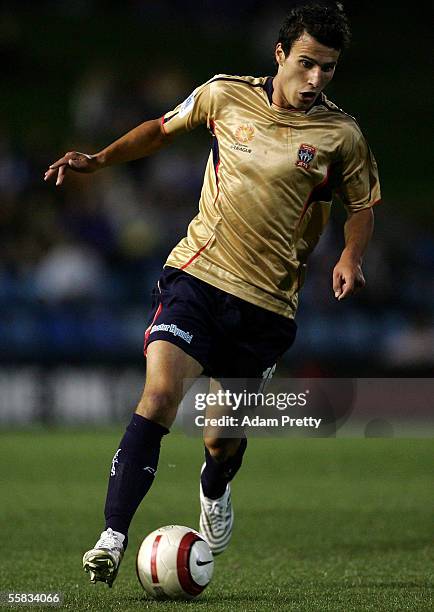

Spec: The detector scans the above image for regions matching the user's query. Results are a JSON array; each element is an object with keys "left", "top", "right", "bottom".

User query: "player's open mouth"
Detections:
[{"left": 300, "top": 92, "right": 317, "bottom": 101}]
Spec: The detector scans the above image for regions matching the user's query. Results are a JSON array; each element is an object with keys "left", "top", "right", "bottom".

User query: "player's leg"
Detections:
[
  {"left": 104, "top": 340, "right": 202, "bottom": 534},
  {"left": 83, "top": 340, "right": 203, "bottom": 586},
  {"left": 199, "top": 435, "right": 247, "bottom": 555},
  {"left": 197, "top": 295, "right": 297, "bottom": 555},
  {"left": 202, "top": 436, "right": 247, "bottom": 497},
  {"left": 201, "top": 377, "right": 248, "bottom": 497},
  {"left": 198, "top": 378, "right": 248, "bottom": 554}
]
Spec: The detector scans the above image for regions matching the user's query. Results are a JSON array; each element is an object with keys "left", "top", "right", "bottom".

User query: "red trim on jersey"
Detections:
[
  {"left": 180, "top": 236, "right": 213, "bottom": 270},
  {"left": 160, "top": 115, "right": 167, "bottom": 134},
  {"left": 150, "top": 534, "right": 162, "bottom": 583},
  {"left": 176, "top": 531, "right": 206, "bottom": 597},
  {"left": 296, "top": 166, "right": 332, "bottom": 227},
  {"left": 144, "top": 302, "right": 163, "bottom": 356}
]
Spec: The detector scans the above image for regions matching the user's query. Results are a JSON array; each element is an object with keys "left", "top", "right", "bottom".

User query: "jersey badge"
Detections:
[
  {"left": 235, "top": 123, "right": 255, "bottom": 144},
  {"left": 296, "top": 143, "right": 317, "bottom": 169},
  {"left": 230, "top": 123, "right": 255, "bottom": 154}
]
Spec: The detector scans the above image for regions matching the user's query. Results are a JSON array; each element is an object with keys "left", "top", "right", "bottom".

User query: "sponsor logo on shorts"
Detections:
[
  {"left": 296, "top": 143, "right": 317, "bottom": 169},
  {"left": 150, "top": 323, "right": 193, "bottom": 344}
]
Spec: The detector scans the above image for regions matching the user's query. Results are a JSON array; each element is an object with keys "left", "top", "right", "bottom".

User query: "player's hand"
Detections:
[
  {"left": 44, "top": 151, "right": 100, "bottom": 186},
  {"left": 332, "top": 256, "right": 365, "bottom": 301}
]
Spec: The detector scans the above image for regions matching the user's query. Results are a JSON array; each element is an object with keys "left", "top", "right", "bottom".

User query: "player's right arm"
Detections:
[
  {"left": 44, "top": 118, "right": 170, "bottom": 186},
  {"left": 45, "top": 77, "right": 214, "bottom": 187}
]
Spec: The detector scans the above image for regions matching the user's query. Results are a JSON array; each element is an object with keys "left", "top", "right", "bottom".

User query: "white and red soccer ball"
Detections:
[{"left": 136, "top": 525, "right": 214, "bottom": 600}]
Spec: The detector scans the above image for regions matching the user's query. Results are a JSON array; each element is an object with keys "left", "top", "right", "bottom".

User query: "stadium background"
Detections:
[
  {"left": 0, "top": 0, "right": 432, "bottom": 422},
  {"left": 1, "top": 3, "right": 433, "bottom": 611}
]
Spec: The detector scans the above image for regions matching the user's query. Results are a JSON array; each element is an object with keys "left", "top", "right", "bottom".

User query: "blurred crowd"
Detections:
[{"left": 1, "top": 2, "right": 433, "bottom": 375}]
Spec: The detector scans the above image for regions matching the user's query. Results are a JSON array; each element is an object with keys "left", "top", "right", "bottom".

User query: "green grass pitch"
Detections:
[{"left": 1, "top": 430, "right": 433, "bottom": 611}]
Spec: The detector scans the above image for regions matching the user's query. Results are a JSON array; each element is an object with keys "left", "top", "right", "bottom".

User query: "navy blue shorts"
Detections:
[{"left": 143, "top": 267, "right": 297, "bottom": 379}]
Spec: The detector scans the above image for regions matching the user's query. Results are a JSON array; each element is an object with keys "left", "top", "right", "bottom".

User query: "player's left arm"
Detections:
[
  {"left": 333, "top": 127, "right": 381, "bottom": 301},
  {"left": 333, "top": 207, "right": 374, "bottom": 300}
]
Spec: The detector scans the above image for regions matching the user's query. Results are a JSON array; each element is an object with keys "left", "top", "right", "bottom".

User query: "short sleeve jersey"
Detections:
[{"left": 162, "top": 74, "right": 381, "bottom": 319}]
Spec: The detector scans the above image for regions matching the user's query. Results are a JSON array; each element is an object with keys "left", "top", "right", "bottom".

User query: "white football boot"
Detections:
[
  {"left": 199, "top": 464, "right": 234, "bottom": 555},
  {"left": 83, "top": 528, "right": 125, "bottom": 587}
]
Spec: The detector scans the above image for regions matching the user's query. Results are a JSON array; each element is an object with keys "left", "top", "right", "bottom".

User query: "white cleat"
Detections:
[
  {"left": 199, "top": 464, "right": 234, "bottom": 555},
  {"left": 83, "top": 528, "right": 125, "bottom": 587}
]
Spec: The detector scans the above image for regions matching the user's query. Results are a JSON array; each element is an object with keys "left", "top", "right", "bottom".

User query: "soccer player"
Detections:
[{"left": 45, "top": 1, "right": 380, "bottom": 587}]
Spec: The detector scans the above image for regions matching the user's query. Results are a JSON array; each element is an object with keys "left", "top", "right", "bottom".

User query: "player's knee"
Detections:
[
  {"left": 204, "top": 438, "right": 235, "bottom": 463},
  {"left": 137, "top": 388, "right": 179, "bottom": 426}
]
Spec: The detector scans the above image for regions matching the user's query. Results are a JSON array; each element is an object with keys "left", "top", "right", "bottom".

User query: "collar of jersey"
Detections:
[{"left": 264, "top": 76, "right": 327, "bottom": 116}]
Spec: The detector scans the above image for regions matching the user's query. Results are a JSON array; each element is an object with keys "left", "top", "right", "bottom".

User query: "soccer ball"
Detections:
[{"left": 136, "top": 525, "right": 214, "bottom": 600}]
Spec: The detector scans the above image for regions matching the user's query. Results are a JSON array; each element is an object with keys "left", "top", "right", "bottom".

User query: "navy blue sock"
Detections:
[
  {"left": 201, "top": 438, "right": 247, "bottom": 499},
  {"left": 104, "top": 414, "right": 169, "bottom": 544}
]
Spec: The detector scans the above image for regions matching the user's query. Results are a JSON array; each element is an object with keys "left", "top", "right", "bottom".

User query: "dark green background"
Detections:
[{"left": 2, "top": 1, "right": 432, "bottom": 221}]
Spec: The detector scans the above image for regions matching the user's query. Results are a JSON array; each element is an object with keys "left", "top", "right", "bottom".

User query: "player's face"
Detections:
[{"left": 274, "top": 31, "right": 340, "bottom": 110}]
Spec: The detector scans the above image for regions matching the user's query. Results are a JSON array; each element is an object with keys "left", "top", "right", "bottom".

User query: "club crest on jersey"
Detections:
[
  {"left": 235, "top": 123, "right": 255, "bottom": 144},
  {"left": 296, "top": 143, "right": 317, "bottom": 169},
  {"left": 230, "top": 123, "right": 254, "bottom": 154}
]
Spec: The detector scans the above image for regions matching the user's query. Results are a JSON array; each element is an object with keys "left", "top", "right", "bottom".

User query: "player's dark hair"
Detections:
[{"left": 276, "top": 1, "right": 351, "bottom": 57}]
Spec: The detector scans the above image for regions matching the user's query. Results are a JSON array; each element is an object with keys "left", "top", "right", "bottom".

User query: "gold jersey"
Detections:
[{"left": 161, "top": 74, "right": 381, "bottom": 318}]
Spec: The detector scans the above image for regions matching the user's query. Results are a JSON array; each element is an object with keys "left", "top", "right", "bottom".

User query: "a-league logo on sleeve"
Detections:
[
  {"left": 179, "top": 91, "right": 196, "bottom": 118},
  {"left": 296, "top": 143, "right": 317, "bottom": 169}
]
